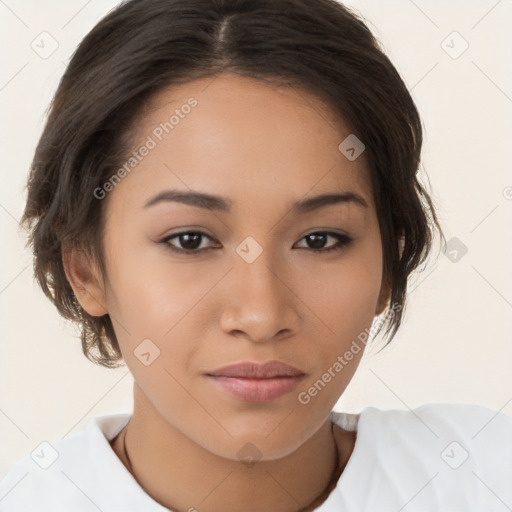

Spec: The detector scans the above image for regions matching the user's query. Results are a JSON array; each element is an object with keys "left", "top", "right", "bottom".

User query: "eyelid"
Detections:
[
  {"left": 159, "top": 230, "right": 219, "bottom": 253},
  {"left": 159, "top": 229, "right": 353, "bottom": 255}
]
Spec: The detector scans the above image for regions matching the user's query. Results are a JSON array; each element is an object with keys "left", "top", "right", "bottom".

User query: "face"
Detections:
[{"left": 79, "top": 72, "right": 389, "bottom": 460}]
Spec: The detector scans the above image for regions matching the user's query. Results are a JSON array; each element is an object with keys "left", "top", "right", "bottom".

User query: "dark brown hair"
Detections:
[{"left": 21, "top": 0, "right": 445, "bottom": 368}]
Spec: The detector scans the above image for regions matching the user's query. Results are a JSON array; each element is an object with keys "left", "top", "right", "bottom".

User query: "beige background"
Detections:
[{"left": 1, "top": 0, "right": 511, "bottom": 479}]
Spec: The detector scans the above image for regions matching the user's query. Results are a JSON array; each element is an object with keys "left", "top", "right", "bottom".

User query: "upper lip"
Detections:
[{"left": 206, "top": 360, "right": 305, "bottom": 378}]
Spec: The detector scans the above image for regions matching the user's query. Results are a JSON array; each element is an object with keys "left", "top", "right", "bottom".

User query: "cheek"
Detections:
[
  {"left": 103, "top": 240, "right": 219, "bottom": 392},
  {"left": 103, "top": 231, "right": 205, "bottom": 337},
  {"left": 297, "top": 238, "right": 383, "bottom": 401},
  {"left": 306, "top": 245, "right": 383, "bottom": 340},
  {"left": 294, "top": 264, "right": 378, "bottom": 413}
]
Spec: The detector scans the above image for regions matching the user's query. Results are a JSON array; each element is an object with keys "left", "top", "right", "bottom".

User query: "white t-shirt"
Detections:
[{"left": 1, "top": 403, "right": 511, "bottom": 511}]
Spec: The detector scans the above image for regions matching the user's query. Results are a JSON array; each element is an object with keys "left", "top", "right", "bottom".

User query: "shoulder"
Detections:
[
  {"left": 337, "top": 402, "right": 512, "bottom": 472},
  {"left": 361, "top": 401, "right": 512, "bottom": 433},
  {"left": 334, "top": 401, "right": 512, "bottom": 432},
  {"left": 0, "top": 413, "right": 132, "bottom": 511},
  {"left": 330, "top": 403, "right": 512, "bottom": 509},
  {"left": 353, "top": 402, "right": 512, "bottom": 459}
]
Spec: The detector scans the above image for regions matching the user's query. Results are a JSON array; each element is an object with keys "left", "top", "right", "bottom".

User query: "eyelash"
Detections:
[{"left": 159, "top": 230, "right": 353, "bottom": 255}]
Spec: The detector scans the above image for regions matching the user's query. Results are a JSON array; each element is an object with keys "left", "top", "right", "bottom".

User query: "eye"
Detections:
[
  {"left": 295, "top": 231, "right": 353, "bottom": 253},
  {"left": 160, "top": 231, "right": 218, "bottom": 253},
  {"left": 159, "top": 230, "right": 353, "bottom": 254}
]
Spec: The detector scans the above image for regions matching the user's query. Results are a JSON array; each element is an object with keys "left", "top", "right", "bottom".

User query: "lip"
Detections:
[{"left": 205, "top": 361, "right": 306, "bottom": 402}]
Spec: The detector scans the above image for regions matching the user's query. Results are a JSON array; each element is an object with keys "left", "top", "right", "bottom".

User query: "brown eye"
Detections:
[
  {"left": 159, "top": 230, "right": 353, "bottom": 255},
  {"left": 160, "top": 231, "right": 216, "bottom": 253},
  {"left": 295, "top": 232, "right": 353, "bottom": 253}
]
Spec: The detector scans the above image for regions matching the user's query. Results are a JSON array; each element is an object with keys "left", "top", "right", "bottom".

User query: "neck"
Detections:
[{"left": 111, "top": 385, "right": 355, "bottom": 512}]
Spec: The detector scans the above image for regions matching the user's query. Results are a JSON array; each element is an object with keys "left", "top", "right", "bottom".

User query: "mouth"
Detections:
[{"left": 205, "top": 360, "right": 306, "bottom": 402}]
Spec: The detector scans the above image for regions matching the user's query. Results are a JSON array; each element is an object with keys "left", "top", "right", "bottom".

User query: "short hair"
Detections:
[{"left": 21, "top": 0, "right": 445, "bottom": 368}]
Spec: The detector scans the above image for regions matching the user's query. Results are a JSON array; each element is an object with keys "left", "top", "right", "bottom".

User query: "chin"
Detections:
[{"left": 201, "top": 416, "right": 321, "bottom": 462}]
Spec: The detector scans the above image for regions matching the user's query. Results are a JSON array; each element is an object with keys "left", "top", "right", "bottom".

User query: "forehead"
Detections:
[{"left": 111, "top": 72, "right": 373, "bottom": 214}]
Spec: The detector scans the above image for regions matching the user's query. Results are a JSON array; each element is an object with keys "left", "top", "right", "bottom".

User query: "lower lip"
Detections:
[{"left": 207, "top": 375, "right": 304, "bottom": 402}]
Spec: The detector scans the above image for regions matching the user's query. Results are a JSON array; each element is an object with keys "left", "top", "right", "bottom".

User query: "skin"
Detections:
[{"left": 64, "top": 72, "right": 390, "bottom": 512}]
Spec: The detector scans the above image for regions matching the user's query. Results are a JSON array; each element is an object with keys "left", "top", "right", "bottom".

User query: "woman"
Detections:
[{"left": 1, "top": 0, "right": 510, "bottom": 510}]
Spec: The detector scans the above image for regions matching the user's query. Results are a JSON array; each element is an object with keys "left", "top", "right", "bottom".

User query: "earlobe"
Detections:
[{"left": 62, "top": 245, "right": 108, "bottom": 317}]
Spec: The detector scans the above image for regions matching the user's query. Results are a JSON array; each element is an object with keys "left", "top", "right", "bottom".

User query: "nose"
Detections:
[{"left": 219, "top": 251, "right": 301, "bottom": 344}]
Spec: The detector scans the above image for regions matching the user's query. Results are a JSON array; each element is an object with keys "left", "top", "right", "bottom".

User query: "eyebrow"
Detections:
[{"left": 143, "top": 189, "right": 369, "bottom": 214}]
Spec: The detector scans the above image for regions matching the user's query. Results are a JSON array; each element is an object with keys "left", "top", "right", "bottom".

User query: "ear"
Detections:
[
  {"left": 375, "top": 234, "right": 404, "bottom": 315},
  {"left": 375, "top": 274, "right": 391, "bottom": 316},
  {"left": 62, "top": 244, "right": 108, "bottom": 317}
]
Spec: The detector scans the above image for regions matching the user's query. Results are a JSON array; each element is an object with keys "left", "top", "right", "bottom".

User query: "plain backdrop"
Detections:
[{"left": 1, "top": 0, "right": 511, "bottom": 479}]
